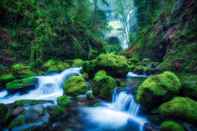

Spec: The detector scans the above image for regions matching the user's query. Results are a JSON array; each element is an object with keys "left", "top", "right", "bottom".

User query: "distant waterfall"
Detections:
[
  {"left": 98, "top": 0, "right": 138, "bottom": 49},
  {"left": 0, "top": 67, "right": 81, "bottom": 104}
]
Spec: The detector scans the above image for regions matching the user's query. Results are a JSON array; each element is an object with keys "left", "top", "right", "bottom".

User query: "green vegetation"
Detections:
[
  {"left": 159, "top": 97, "right": 197, "bottom": 124},
  {"left": 43, "top": 59, "right": 70, "bottom": 72},
  {"left": 93, "top": 71, "right": 117, "bottom": 99},
  {"left": 137, "top": 71, "right": 181, "bottom": 110},
  {"left": 160, "top": 120, "right": 185, "bottom": 131},
  {"left": 9, "top": 115, "right": 25, "bottom": 128},
  {"left": 64, "top": 75, "right": 88, "bottom": 96}
]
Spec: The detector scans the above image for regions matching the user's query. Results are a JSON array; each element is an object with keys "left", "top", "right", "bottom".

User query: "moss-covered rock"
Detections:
[
  {"left": 93, "top": 70, "right": 117, "bottom": 99},
  {"left": 6, "top": 77, "right": 37, "bottom": 91},
  {"left": 160, "top": 120, "right": 185, "bottom": 131},
  {"left": 0, "top": 73, "right": 15, "bottom": 86},
  {"left": 72, "top": 59, "right": 84, "bottom": 67},
  {"left": 83, "top": 53, "right": 129, "bottom": 77},
  {"left": 136, "top": 71, "right": 181, "bottom": 110},
  {"left": 64, "top": 75, "right": 88, "bottom": 96},
  {"left": 43, "top": 59, "right": 70, "bottom": 73},
  {"left": 57, "top": 96, "right": 71, "bottom": 108},
  {"left": 11, "top": 63, "right": 36, "bottom": 78},
  {"left": 159, "top": 97, "right": 197, "bottom": 124}
]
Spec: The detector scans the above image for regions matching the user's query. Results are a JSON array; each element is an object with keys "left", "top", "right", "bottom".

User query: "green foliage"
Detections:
[
  {"left": 64, "top": 75, "right": 88, "bottom": 96},
  {"left": 93, "top": 70, "right": 117, "bottom": 99},
  {"left": 160, "top": 120, "right": 185, "bottom": 131},
  {"left": 6, "top": 77, "right": 36, "bottom": 90},
  {"left": 159, "top": 97, "right": 197, "bottom": 124},
  {"left": 137, "top": 71, "right": 181, "bottom": 110}
]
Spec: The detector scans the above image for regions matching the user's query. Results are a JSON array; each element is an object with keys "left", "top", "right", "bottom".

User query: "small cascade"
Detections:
[
  {"left": 112, "top": 89, "right": 140, "bottom": 116},
  {"left": 0, "top": 67, "right": 81, "bottom": 104}
]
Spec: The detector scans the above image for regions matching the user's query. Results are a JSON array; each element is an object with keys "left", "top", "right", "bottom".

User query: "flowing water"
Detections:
[
  {"left": 80, "top": 72, "right": 147, "bottom": 131},
  {"left": 0, "top": 67, "right": 81, "bottom": 104}
]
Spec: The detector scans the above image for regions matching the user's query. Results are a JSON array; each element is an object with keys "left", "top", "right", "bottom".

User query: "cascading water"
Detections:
[
  {"left": 0, "top": 67, "right": 81, "bottom": 104},
  {"left": 80, "top": 72, "right": 147, "bottom": 131}
]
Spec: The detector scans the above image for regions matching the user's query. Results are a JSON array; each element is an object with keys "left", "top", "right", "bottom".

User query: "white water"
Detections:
[
  {"left": 80, "top": 73, "right": 147, "bottom": 131},
  {"left": 0, "top": 67, "right": 81, "bottom": 104}
]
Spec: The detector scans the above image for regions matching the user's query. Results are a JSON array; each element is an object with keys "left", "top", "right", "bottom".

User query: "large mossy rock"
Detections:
[
  {"left": 0, "top": 73, "right": 15, "bottom": 87},
  {"left": 11, "top": 63, "right": 36, "bottom": 78},
  {"left": 160, "top": 120, "right": 185, "bottom": 131},
  {"left": 136, "top": 71, "right": 181, "bottom": 110},
  {"left": 72, "top": 59, "right": 85, "bottom": 67},
  {"left": 159, "top": 97, "right": 197, "bottom": 124},
  {"left": 83, "top": 53, "right": 129, "bottom": 77},
  {"left": 6, "top": 77, "right": 37, "bottom": 91},
  {"left": 43, "top": 59, "right": 70, "bottom": 73},
  {"left": 9, "top": 114, "right": 25, "bottom": 128},
  {"left": 93, "top": 71, "right": 117, "bottom": 99},
  {"left": 64, "top": 75, "right": 88, "bottom": 96}
]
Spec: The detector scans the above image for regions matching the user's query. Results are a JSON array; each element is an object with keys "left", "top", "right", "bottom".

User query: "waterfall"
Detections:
[
  {"left": 0, "top": 67, "right": 81, "bottom": 104},
  {"left": 98, "top": 0, "right": 138, "bottom": 49}
]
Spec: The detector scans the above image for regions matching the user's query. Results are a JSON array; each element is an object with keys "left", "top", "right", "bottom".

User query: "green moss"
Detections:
[
  {"left": 6, "top": 77, "right": 37, "bottom": 90},
  {"left": 160, "top": 120, "right": 185, "bottom": 131},
  {"left": 64, "top": 75, "right": 88, "bottom": 96},
  {"left": 93, "top": 70, "right": 117, "bottom": 99},
  {"left": 159, "top": 97, "right": 197, "bottom": 124},
  {"left": 0, "top": 73, "right": 15, "bottom": 86},
  {"left": 11, "top": 63, "right": 36, "bottom": 78},
  {"left": 57, "top": 96, "right": 71, "bottom": 108},
  {"left": 43, "top": 59, "right": 70, "bottom": 72},
  {"left": 72, "top": 59, "right": 84, "bottom": 67},
  {"left": 83, "top": 53, "right": 129, "bottom": 77},
  {"left": 136, "top": 71, "right": 181, "bottom": 110}
]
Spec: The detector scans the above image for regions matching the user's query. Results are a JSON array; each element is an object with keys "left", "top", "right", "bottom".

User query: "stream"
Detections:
[{"left": 0, "top": 67, "right": 148, "bottom": 131}]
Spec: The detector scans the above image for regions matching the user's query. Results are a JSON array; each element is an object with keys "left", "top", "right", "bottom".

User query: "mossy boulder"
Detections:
[
  {"left": 136, "top": 71, "right": 181, "bottom": 110},
  {"left": 159, "top": 97, "right": 197, "bottom": 124},
  {"left": 11, "top": 63, "right": 36, "bottom": 78},
  {"left": 64, "top": 75, "right": 88, "bottom": 96},
  {"left": 57, "top": 96, "right": 71, "bottom": 108},
  {"left": 160, "top": 120, "right": 185, "bottom": 131},
  {"left": 43, "top": 59, "right": 70, "bottom": 73},
  {"left": 72, "top": 59, "right": 84, "bottom": 67},
  {"left": 0, "top": 73, "right": 15, "bottom": 86},
  {"left": 93, "top": 71, "right": 117, "bottom": 99},
  {"left": 6, "top": 77, "right": 37, "bottom": 91},
  {"left": 83, "top": 53, "right": 129, "bottom": 77}
]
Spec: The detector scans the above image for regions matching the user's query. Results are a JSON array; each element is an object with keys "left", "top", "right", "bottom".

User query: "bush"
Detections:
[{"left": 160, "top": 120, "right": 185, "bottom": 131}]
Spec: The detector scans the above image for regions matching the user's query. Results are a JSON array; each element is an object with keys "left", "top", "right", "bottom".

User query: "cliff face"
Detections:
[{"left": 131, "top": 0, "right": 197, "bottom": 73}]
